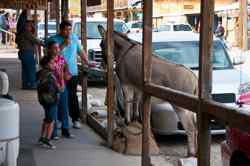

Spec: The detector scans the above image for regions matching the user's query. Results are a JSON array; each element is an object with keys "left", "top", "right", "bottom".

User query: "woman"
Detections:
[{"left": 16, "top": 20, "right": 43, "bottom": 89}]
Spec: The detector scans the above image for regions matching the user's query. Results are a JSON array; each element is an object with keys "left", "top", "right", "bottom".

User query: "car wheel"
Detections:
[{"left": 230, "top": 151, "right": 250, "bottom": 166}]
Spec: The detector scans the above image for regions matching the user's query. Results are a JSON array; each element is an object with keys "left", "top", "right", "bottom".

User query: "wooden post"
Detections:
[
  {"left": 198, "top": 0, "right": 214, "bottom": 166},
  {"left": 240, "top": 0, "right": 248, "bottom": 50},
  {"left": 142, "top": 0, "right": 152, "bottom": 166},
  {"left": 107, "top": 0, "right": 114, "bottom": 147},
  {"left": 81, "top": 0, "right": 88, "bottom": 124}
]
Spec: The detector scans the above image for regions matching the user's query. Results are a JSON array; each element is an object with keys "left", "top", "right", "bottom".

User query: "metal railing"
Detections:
[{"left": 0, "top": 28, "right": 16, "bottom": 49}]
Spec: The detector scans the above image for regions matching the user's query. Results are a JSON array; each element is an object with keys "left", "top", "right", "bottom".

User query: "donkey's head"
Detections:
[{"left": 98, "top": 25, "right": 136, "bottom": 65}]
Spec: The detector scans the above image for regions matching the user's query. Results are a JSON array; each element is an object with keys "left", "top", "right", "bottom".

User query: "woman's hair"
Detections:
[{"left": 40, "top": 56, "right": 54, "bottom": 68}]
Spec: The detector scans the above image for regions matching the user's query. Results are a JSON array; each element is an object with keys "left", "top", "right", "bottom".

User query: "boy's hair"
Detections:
[
  {"left": 60, "top": 20, "right": 72, "bottom": 30},
  {"left": 40, "top": 56, "right": 54, "bottom": 68},
  {"left": 47, "top": 40, "right": 58, "bottom": 49}
]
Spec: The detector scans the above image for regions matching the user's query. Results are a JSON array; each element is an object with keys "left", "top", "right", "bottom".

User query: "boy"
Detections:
[{"left": 37, "top": 56, "right": 61, "bottom": 149}]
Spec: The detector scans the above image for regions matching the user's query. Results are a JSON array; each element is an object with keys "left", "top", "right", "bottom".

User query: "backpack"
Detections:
[{"left": 37, "top": 69, "right": 59, "bottom": 105}]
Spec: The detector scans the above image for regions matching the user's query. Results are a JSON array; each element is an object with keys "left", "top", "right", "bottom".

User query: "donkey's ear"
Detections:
[{"left": 98, "top": 25, "right": 106, "bottom": 38}]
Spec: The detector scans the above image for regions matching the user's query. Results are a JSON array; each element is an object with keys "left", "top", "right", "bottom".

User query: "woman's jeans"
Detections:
[
  {"left": 18, "top": 50, "right": 36, "bottom": 88},
  {"left": 52, "top": 88, "right": 70, "bottom": 137}
]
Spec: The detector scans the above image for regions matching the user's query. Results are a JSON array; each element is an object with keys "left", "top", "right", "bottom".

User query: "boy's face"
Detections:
[
  {"left": 48, "top": 58, "right": 55, "bottom": 70},
  {"left": 48, "top": 43, "right": 60, "bottom": 56}
]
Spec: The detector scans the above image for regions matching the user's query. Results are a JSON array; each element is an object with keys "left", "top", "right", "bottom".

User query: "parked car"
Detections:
[
  {"left": 126, "top": 31, "right": 250, "bottom": 135},
  {"left": 37, "top": 20, "right": 57, "bottom": 39},
  {"left": 221, "top": 84, "right": 250, "bottom": 166},
  {"left": 126, "top": 21, "right": 142, "bottom": 33},
  {"left": 154, "top": 23, "right": 192, "bottom": 32},
  {"left": 72, "top": 17, "right": 129, "bottom": 81}
]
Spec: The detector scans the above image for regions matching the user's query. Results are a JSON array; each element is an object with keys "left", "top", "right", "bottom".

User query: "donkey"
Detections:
[{"left": 98, "top": 25, "right": 198, "bottom": 156}]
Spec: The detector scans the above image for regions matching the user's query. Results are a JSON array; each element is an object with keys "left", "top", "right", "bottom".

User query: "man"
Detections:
[
  {"left": 48, "top": 20, "right": 88, "bottom": 129},
  {"left": 215, "top": 21, "right": 225, "bottom": 39}
]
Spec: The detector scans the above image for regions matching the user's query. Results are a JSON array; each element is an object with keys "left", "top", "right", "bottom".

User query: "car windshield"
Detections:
[
  {"left": 173, "top": 24, "right": 192, "bottom": 31},
  {"left": 131, "top": 22, "right": 142, "bottom": 28},
  {"left": 153, "top": 41, "right": 233, "bottom": 69},
  {"left": 158, "top": 25, "right": 171, "bottom": 31},
  {"left": 74, "top": 21, "right": 128, "bottom": 39},
  {"left": 38, "top": 23, "right": 56, "bottom": 31}
]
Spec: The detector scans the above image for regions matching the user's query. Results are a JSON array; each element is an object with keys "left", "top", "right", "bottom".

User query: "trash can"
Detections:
[{"left": 0, "top": 98, "right": 19, "bottom": 166}]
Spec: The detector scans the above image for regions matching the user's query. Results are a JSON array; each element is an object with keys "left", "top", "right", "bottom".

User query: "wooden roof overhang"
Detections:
[{"left": 0, "top": 0, "right": 101, "bottom": 10}]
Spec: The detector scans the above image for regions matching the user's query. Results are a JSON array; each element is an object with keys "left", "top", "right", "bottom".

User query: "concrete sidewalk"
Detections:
[{"left": 0, "top": 48, "right": 171, "bottom": 166}]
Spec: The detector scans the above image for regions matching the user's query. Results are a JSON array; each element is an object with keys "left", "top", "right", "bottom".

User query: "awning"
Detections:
[
  {"left": 0, "top": 0, "right": 48, "bottom": 10},
  {"left": 0, "top": 0, "right": 101, "bottom": 10}
]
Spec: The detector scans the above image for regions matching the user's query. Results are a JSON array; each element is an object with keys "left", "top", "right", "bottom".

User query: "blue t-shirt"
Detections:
[{"left": 47, "top": 34, "right": 82, "bottom": 76}]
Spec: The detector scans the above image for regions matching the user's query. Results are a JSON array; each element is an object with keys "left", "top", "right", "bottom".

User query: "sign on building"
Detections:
[{"left": 87, "top": 0, "right": 101, "bottom": 6}]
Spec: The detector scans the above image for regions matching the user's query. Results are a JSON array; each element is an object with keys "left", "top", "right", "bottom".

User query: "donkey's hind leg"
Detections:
[
  {"left": 122, "top": 84, "right": 131, "bottom": 124},
  {"left": 174, "top": 106, "right": 197, "bottom": 157}
]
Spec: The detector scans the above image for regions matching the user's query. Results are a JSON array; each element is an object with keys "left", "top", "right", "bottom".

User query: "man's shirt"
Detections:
[{"left": 48, "top": 34, "right": 82, "bottom": 76}]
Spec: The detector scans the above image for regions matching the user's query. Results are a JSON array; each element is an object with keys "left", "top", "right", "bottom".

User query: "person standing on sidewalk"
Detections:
[
  {"left": 16, "top": 20, "right": 43, "bottom": 89},
  {"left": 48, "top": 20, "right": 88, "bottom": 129},
  {"left": 37, "top": 55, "right": 60, "bottom": 149},
  {"left": 46, "top": 40, "right": 74, "bottom": 139}
]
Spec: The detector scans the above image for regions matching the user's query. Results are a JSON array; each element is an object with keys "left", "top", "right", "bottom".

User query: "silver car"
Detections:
[{"left": 126, "top": 31, "right": 250, "bottom": 135}]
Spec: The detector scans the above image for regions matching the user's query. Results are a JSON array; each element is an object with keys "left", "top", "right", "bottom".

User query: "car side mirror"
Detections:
[{"left": 233, "top": 55, "right": 246, "bottom": 65}]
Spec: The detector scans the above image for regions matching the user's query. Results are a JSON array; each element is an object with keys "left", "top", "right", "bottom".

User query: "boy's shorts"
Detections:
[{"left": 42, "top": 104, "right": 58, "bottom": 123}]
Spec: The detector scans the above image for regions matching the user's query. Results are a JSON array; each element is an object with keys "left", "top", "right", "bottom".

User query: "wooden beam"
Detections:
[
  {"left": 81, "top": 0, "right": 88, "bottom": 124},
  {"left": 107, "top": 0, "right": 114, "bottom": 148},
  {"left": 198, "top": 0, "right": 214, "bottom": 165},
  {"left": 144, "top": 83, "right": 199, "bottom": 113},
  {"left": 203, "top": 101, "right": 250, "bottom": 132},
  {"left": 240, "top": 0, "right": 248, "bottom": 50},
  {"left": 142, "top": 0, "right": 152, "bottom": 165}
]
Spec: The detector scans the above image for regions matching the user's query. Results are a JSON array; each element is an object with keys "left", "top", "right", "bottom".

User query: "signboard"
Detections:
[
  {"left": 128, "top": 0, "right": 142, "bottom": 8},
  {"left": 0, "top": 0, "right": 48, "bottom": 10},
  {"left": 87, "top": 0, "right": 101, "bottom": 6}
]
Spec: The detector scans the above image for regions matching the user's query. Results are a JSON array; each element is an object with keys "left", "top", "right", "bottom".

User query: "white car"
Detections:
[
  {"left": 126, "top": 21, "right": 142, "bottom": 33},
  {"left": 127, "top": 31, "right": 250, "bottom": 135},
  {"left": 72, "top": 17, "right": 129, "bottom": 81},
  {"left": 37, "top": 21, "right": 57, "bottom": 39}
]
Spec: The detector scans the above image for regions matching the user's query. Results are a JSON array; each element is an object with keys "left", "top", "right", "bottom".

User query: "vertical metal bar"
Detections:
[
  {"left": 142, "top": 0, "right": 152, "bottom": 166},
  {"left": 61, "top": 0, "right": 69, "bottom": 21},
  {"left": 56, "top": 0, "right": 60, "bottom": 33},
  {"left": 45, "top": 9, "right": 49, "bottom": 41},
  {"left": 198, "top": 0, "right": 214, "bottom": 165},
  {"left": 81, "top": 0, "right": 88, "bottom": 123},
  {"left": 107, "top": 0, "right": 114, "bottom": 147}
]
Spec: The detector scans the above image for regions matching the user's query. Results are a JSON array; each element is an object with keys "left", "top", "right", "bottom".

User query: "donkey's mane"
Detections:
[{"left": 114, "top": 31, "right": 141, "bottom": 46}]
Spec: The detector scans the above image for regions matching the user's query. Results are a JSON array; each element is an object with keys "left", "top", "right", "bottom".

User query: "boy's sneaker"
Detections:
[
  {"left": 38, "top": 137, "right": 45, "bottom": 145},
  {"left": 43, "top": 139, "right": 56, "bottom": 149}
]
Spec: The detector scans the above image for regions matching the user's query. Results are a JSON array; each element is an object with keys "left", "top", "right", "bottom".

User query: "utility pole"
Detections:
[{"left": 240, "top": 0, "right": 248, "bottom": 51}]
